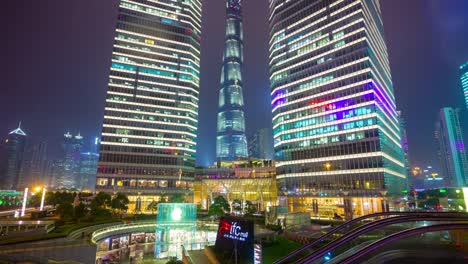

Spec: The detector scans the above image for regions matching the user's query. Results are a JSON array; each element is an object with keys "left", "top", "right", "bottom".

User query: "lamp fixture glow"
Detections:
[{"left": 172, "top": 207, "right": 182, "bottom": 221}]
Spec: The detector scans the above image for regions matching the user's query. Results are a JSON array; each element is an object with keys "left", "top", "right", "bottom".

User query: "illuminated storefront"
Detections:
[
  {"left": 194, "top": 160, "right": 277, "bottom": 211},
  {"left": 155, "top": 203, "right": 216, "bottom": 259},
  {"left": 287, "top": 196, "right": 387, "bottom": 219}
]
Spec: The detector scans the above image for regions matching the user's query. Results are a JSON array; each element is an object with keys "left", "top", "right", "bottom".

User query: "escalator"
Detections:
[
  {"left": 336, "top": 223, "right": 468, "bottom": 264},
  {"left": 275, "top": 212, "right": 468, "bottom": 264}
]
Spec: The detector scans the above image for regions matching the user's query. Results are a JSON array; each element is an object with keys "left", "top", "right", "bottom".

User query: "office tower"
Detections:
[
  {"left": 248, "top": 128, "right": 274, "bottom": 160},
  {"left": 56, "top": 132, "right": 84, "bottom": 189},
  {"left": 96, "top": 0, "right": 202, "bottom": 210},
  {"left": 269, "top": 0, "right": 406, "bottom": 217},
  {"left": 435, "top": 107, "right": 468, "bottom": 187},
  {"left": 460, "top": 62, "right": 468, "bottom": 109},
  {"left": 79, "top": 152, "right": 99, "bottom": 191},
  {"left": 216, "top": 0, "right": 248, "bottom": 161},
  {"left": 47, "top": 159, "right": 64, "bottom": 189},
  {"left": 17, "top": 140, "right": 49, "bottom": 189},
  {"left": 0, "top": 123, "right": 27, "bottom": 190},
  {"left": 90, "top": 137, "right": 100, "bottom": 154},
  {"left": 397, "top": 111, "right": 411, "bottom": 188}
]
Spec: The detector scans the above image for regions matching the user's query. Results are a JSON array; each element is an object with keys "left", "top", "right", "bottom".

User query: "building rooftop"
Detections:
[{"left": 8, "top": 122, "right": 26, "bottom": 136}]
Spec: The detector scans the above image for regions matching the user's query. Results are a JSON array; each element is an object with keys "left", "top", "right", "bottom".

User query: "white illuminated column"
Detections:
[
  {"left": 21, "top": 187, "right": 28, "bottom": 217},
  {"left": 40, "top": 187, "right": 46, "bottom": 211}
]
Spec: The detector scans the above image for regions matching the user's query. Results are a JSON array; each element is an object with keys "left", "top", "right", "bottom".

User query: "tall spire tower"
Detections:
[{"left": 216, "top": 0, "right": 248, "bottom": 161}]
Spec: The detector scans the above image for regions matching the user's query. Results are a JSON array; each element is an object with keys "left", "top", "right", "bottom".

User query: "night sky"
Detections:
[{"left": 1, "top": 0, "right": 468, "bottom": 168}]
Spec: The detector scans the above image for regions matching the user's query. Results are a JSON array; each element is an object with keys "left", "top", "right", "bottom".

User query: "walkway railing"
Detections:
[
  {"left": 340, "top": 223, "right": 468, "bottom": 264},
  {"left": 275, "top": 211, "right": 468, "bottom": 263},
  {"left": 295, "top": 214, "right": 468, "bottom": 264}
]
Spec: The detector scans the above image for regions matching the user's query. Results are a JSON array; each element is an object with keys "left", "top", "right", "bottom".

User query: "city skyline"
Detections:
[
  {"left": 0, "top": 1, "right": 468, "bottom": 263},
  {"left": 1, "top": 0, "right": 468, "bottom": 168}
]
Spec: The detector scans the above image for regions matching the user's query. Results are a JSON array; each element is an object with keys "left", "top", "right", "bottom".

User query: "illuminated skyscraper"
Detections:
[
  {"left": 56, "top": 132, "right": 84, "bottom": 189},
  {"left": 269, "top": 0, "right": 406, "bottom": 217},
  {"left": 96, "top": 0, "right": 202, "bottom": 209},
  {"left": 460, "top": 62, "right": 468, "bottom": 109},
  {"left": 435, "top": 107, "right": 468, "bottom": 187},
  {"left": 0, "top": 123, "right": 27, "bottom": 190},
  {"left": 18, "top": 139, "right": 49, "bottom": 189},
  {"left": 397, "top": 111, "right": 411, "bottom": 189},
  {"left": 248, "top": 128, "right": 274, "bottom": 160},
  {"left": 216, "top": 0, "right": 248, "bottom": 161}
]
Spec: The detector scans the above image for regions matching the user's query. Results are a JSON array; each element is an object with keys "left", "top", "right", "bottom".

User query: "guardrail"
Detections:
[
  {"left": 274, "top": 211, "right": 468, "bottom": 264},
  {"left": 68, "top": 222, "right": 121, "bottom": 240},
  {"left": 90, "top": 220, "right": 221, "bottom": 243},
  {"left": 296, "top": 215, "right": 468, "bottom": 264},
  {"left": 91, "top": 221, "right": 157, "bottom": 243},
  {"left": 341, "top": 223, "right": 468, "bottom": 264}
]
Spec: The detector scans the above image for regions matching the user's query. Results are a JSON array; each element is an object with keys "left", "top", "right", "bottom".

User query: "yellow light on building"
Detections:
[{"left": 463, "top": 188, "right": 468, "bottom": 213}]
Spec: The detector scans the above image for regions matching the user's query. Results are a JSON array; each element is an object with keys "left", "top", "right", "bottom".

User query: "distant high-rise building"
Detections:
[
  {"left": 56, "top": 132, "right": 84, "bottom": 189},
  {"left": 96, "top": 0, "right": 202, "bottom": 210},
  {"left": 90, "top": 137, "right": 100, "bottom": 154},
  {"left": 248, "top": 128, "right": 274, "bottom": 160},
  {"left": 79, "top": 152, "right": 99, "bottom": 191},
  {"left": 17, "top": 139, "right": 49, "bottom": 189},
  {"left": 435, "top": 107, "right": 468, "bottom": 187},
  {"left": 216, "top": 0, "right": 248, "bottom": 161},
  {"left": 411, "top": 165, "right": 443, "bottom": 190},
  {"left": 397, "top": 111, "right": 411, "bottom": 186},
  {"left": 0, "top": 123, "right": 27, "bottom": 190},
  {"left": 268, "top": 0, "right": 406, "bottom": 217},
  {"left": 48, "top": 159, "right": 64, "bottom": 189},
  {"left": 460, "top": 62, "right": 468, "bottom": 109}
]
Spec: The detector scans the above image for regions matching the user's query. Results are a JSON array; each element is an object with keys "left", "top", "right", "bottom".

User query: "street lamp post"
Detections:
[
  {"left": 40, "top": 187, "right": 46, "bottom": 211},
  {"left": 21, "top": 187, "right": 28, "bottom": 217}
]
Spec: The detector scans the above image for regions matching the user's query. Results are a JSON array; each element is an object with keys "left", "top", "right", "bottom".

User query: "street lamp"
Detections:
[
  {"left": 33, "top": 186, "right": 47, "bottom": 211},
  {"left": 40, "top": 187, "right": 46, "bottom": 211},
  {"left": 21, "top": 187, "right": 28, "bottom": 217}
]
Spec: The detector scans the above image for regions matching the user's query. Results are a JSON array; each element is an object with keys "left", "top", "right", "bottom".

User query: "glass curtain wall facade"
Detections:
[
  {"left": 216, "top": 0, "right": 248, "bottom": 161},
  {"left": 268, "top": 0, "right": 406, "bottom": 215},
  {"left": 57, "top": 133, "right": 84, "bottom": 190},
  {"left": 96, "top": 0, "right": 202, "bottom": 209},
  {"left": 460, "top": 62, "right": 468, "bottom": 109},
  {"left": 1, "top": 125, "right": 27, "bottom": 190},
  {"left": 435, "top": 107, "right": 468, "bottom": 187}
]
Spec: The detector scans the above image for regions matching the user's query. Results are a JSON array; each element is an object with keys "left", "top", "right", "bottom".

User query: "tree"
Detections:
[
  {"left": 47, "top": 191, "right": 74, "bottom": 207},
  {"left": 74, "top": 202, "right": 86, "bottom": 221},
  {"left": 168, "top": 193, "right": 186, "bottom": 203},
  {"left": 166, "top": 257, "right": 183, "bottom": 264},
  {"left": 91, "top": 192, "right": 111, "bottom": 210},
  {"left": 208, "top": 196, "right": 230, "bottom": 218},
  {"left": 57, "top": 202, "right": 74, "bottom": 220},
  {"left": 111, "top": 193, "right": 129, "bottom": 216},
  {"left": 244, "top": 200, "right": 256, "bottom": 215},
  {"left": 29, "top": 193, "right": 42, "bottom": 208},
  {"left": 90, "top": 192, "right": 112, "bottom": 218},
  {"left": 232, "top": 199, "right": 242, "bottom": 213},
  {"left": 147, "top": 201, "right": 160, "bottom": 214}
]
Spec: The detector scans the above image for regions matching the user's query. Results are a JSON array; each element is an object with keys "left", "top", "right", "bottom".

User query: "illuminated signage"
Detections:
[
  {"left": 218, "top": 220, "right": 249, "bottom": 241},
  {"left": 215, "top": 216, "right": 254, "bottom": 263}
]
